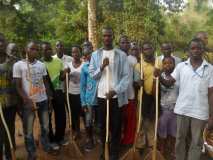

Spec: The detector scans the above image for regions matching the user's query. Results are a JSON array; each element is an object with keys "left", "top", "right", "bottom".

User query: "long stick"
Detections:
[
  {"left": 119, "top": 55, "right": 144, "bottom": 160},
  {"left": 105, "top": 66, "right": 110, "bottom": 160},
  {"left": 0, "top": 103, "right": 16, "bottom": 160},
  {"left": 65, "top": 72, "right": 84, "bottom": 158},
  {"left": 153, "top": 54, "right": 159, "bottom": 160},
  {"left": 134, "top": 54, "right": 144, "bottom": 149},
  {"left": 66, "top": 73, "right": 72, "bottom": 137}
]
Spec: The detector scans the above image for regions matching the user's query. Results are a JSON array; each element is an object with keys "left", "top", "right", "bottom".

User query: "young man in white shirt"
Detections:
[
  {"left": 13, "top": 41, "right": 54, "bottom": 160},
  {"left": 157, "top": 38, "right": 213, "bottom": 160}
]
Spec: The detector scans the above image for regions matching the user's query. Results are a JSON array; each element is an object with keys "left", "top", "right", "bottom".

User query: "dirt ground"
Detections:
[{"left": 14, "top": 115, "right": 211, "bottom": 160}]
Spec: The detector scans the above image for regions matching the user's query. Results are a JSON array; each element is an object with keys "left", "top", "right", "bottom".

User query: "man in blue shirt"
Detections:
[{"left": 89, "top": 27, "right": 129, "bottom": 160}]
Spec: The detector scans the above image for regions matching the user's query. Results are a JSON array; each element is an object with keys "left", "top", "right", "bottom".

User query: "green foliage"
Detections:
[{"left": 0, "top": 0, "right": 212, "bottom": 51}]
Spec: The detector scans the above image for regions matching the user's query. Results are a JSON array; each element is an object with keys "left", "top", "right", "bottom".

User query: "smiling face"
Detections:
[
  {"left": 72, "top": 47, "right": 81, "bottom": 61},
  {"left": 162, "top": 57, "right": 175, "bottom": 73}
]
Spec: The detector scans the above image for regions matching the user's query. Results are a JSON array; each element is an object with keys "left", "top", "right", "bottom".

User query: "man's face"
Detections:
[
  {"left": 56, "top": 41, "right": 64, "bottom": 55},
  {"left": 119, "top": 37, "right": 130, "bottom": 53},
  {"left": 142, "top": 44, "right": 154, "bottom": 58},
  {"left": 7, "top": 43, "right": 19, "bottom": 59},
  {"left": 42, "top": 44, "right": 52, "bottom": 59},
  {"left": 189, "top": 41, "right": 204, "bottom": 60},
  {"left": 82, "top": 41, "right": 93, "bottom": 55},
  {"left": 161, "top": 43, "right": 172, "bottom": 56},
  {"left": 26, "top": 43, "right": 39, "bottom": 59},
  {"left": 102, "top": 29, "right": 113, "bottom": 47}
]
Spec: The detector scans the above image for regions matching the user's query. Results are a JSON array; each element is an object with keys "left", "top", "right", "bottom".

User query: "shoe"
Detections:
[
  {"left": 49, "top": 143, "right": 60, "bottom": 151},
  {"left": 59, "top": 139, "right": 69, "bottom": 146},
  {"left": 84, "top": 140, "right": 95, "bottom": 152}
]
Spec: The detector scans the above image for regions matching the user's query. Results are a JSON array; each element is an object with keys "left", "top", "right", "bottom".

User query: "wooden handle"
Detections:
[
  {"left": 105, "top": 67, "right": 110, "bottom": 143},
  {"left": 66, "top": 73, "right": 72, "bottom": 134},
  {"left": 0, "top": 103, "right": 16, "bottom": 160},
  {"left": 153, "top": 53, "right": 159, "bottom": 160},
  {"left": 137, "top": 55, "right": 143, "bottom": 134}
]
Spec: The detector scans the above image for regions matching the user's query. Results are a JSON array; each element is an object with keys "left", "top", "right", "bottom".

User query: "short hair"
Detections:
[
  {"left": 72, "top": 45, "right": 82, "bottom": 53},
  {"left": 162, "top": 56, "right": 175, "bottom": 64},
  {"left": 26, "top": 41, "right": 37, "bottom": 48},
  {"left": 42, "top": 41, "right": 51, "bottom": 46},
  {"left": 119, "top": 35, "right": 129, "bottom": 42},
  {"left": 102, "top": 26, "right": 113, "bottom": 33},
  {"left": 188, "top": 38, "right": 205, "bottom": 50},
  {"left": 142, "top": 41, "right": 153, "bottom": 48}
]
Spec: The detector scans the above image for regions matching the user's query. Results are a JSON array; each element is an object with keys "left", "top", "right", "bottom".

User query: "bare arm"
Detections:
[
  {"left": 43, "top": 75, "right": 53, "bottom": 98},
  {"left": 15, "top": 78, "right": 33, "bottom": 106}
]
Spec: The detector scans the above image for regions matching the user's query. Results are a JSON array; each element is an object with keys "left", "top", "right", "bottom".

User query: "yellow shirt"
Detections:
[{"left": 134, "top": 58, "right": 160, "bottom": 95}]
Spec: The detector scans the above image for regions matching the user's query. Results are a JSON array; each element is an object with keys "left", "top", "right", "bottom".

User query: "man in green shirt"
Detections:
[{"left": 41, "top": 42, "right": 68, "bottom": 148}]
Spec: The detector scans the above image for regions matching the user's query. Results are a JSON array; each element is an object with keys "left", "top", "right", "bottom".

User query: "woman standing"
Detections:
[{"left": 66, "top": 46, "right": 84, "bottom": 138}]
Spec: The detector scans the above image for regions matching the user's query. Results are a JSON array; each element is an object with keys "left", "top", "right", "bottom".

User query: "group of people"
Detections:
[{"left": 0, "top": 27, "right": 213, "bottom": 160}]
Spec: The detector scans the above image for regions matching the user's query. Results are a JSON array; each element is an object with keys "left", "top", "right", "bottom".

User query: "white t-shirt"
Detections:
[
  {"left": 53, "top": 54, "right": 73, "bottom": 66},
  {"left": 67, "top": 62, "right": 83, "bottom": 95},
  {"left": 13, "top": 60, "right": 47, "bottom": 103},
  {"left": 171, "top": 59, "right": 213, "bottom": 120},
  {"left": 127, "top": 55, "right": 137, "bottom": 100},
  {"left": 98, "top": 49, "right": 117, "bottom": 98}
]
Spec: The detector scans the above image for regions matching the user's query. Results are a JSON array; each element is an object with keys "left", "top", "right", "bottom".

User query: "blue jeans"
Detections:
[{"left": 22, "top": 100, "right": 50, "bottom": 155}]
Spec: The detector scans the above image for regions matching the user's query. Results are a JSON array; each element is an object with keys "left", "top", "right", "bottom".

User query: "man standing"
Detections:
[
  {"left": 89, "top": 27, "right": 129, "bottom": 160},
  {"left": 41, "top": 42, "right": 68, "bottom": 147},
  {"left": 0, "top": 34, "right": 19, "bottom": 160},
  {"left": 119, "top": 36, "right": 137, "bottom": 146},
  {"left": 13, "top": 41, "right": 54, "bottom": 160},
  {"left": 157, "top": 38, "right": 213, "bottom": 160}
]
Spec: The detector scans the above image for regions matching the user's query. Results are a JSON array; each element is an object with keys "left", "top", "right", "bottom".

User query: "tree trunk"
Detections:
[{"left": 88, "top": 0, "right": 97, "bottom": 50}]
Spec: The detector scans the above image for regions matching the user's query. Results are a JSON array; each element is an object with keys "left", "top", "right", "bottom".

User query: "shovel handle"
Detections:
[{"left": 0, "top": 103, "right": 16, "bottom": 160}]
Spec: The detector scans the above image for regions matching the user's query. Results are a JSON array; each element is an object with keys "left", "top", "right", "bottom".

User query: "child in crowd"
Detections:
[
  {"left": 80, "top": 41, "right": 97, "bottom": 151},
  {"left": 158, "top": 56, "right": 178, "bottom": 159}
]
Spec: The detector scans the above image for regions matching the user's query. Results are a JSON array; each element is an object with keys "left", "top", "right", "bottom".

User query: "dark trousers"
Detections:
[
  {"left": 49, "top": 90, "right": 66, "bottom": 143},
  {"left": 0, "top": 106, "right": 16, "bottom": 159},
  {"left": 98, "top": 98, "right": 122, "bottom": 158},
  {"left": 68, "top": 94, "right": 81, "bottom": 132}
]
